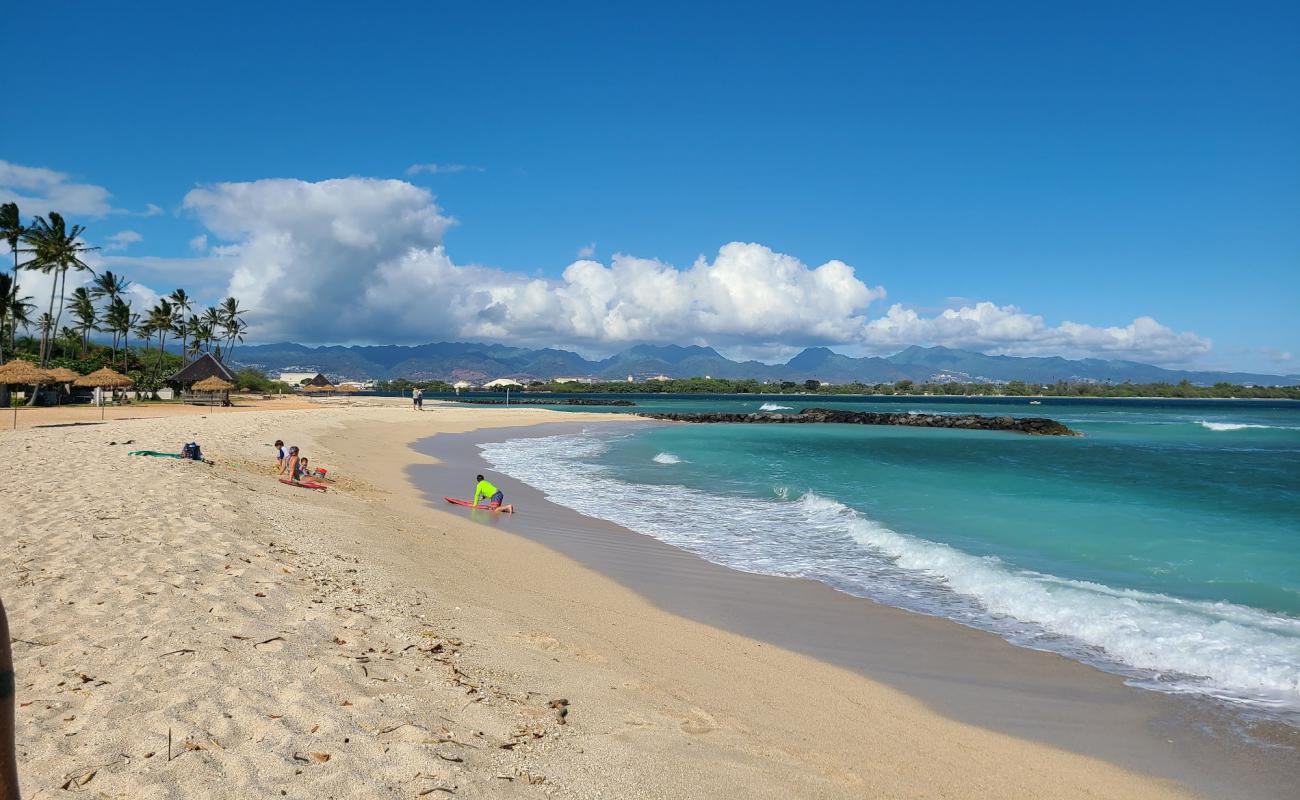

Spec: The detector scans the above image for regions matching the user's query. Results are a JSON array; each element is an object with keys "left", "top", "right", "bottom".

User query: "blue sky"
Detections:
[{"left": 2, "top": 0, "right": 1297, "bottom": 372}]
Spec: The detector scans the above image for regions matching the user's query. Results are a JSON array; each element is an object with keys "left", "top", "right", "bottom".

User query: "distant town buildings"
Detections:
[{"left": 278, "top": 371, "right": 320, "bottom": 385}]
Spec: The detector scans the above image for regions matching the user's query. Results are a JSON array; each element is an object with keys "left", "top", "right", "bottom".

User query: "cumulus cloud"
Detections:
[
  {"left": 177, "top": 177, "right": 885, "bottom": 349},
  {"left": 404, "top": 163, "right": 482, "bottom": 176},
  {"left": 142, "top": 203, "right": 165, "bottom": 216},
  {"left": 0, "top": 159, "right": 119, "bottom": 217},
  {"left": 189, "top": 234, "right": 209, "bottom": 253},
  {"left": 862, "top": 302, "right": 1212, "bottom": 363},
  {"left": 577, "top": 242, "right": 596, "bottom": 258},
  {"left": 163, "top": 175, "right": 1219, "bottom": 365},
  {"left": 103, "top": 230, "right": 143, "bottom": 251}
]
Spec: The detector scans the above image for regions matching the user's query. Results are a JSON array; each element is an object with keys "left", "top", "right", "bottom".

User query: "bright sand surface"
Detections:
[{"left": 0, "top": 396, "right": 1241, "bottom": 798}]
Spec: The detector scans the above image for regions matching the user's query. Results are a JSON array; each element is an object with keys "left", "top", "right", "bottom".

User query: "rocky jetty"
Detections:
[
  {"left": 449, "top": 397, "right": 636, "bottom": 406},
  {"left": 635, "top": 407, "right": 1079, "bottom": 435}
]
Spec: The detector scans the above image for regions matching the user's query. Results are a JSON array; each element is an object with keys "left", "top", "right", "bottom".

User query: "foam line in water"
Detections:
[
  {"left": 652, "top": 452, "right": 683, "bottom": 464},
  {"left": 1197, "top": 420, "right": 1292, "bottom": 432},
  {"left": 759, "top": 402, "right": 793, "bottom": 411},
  {"left": 480, "top": 431, "right": 1300, "bottom": 717}
]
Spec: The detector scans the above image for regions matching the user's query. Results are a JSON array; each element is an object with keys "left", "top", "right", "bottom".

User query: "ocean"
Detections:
[{"left": 474, "top": 396, "right": 1300, "bottom": 720}]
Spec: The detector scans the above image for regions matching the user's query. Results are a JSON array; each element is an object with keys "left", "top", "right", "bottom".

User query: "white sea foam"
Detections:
[
  {"left": 759, "top": 402, "right": 793, "bottom": 411},
  {"left": 1198, "top": 420, "right": 1275, "bottom": 432},
  {"left": 480, "top": 431, "right": 1300, "bottom": 715},
  {"left": 652, "top": 452, "right": 683, "bottom": 464}
]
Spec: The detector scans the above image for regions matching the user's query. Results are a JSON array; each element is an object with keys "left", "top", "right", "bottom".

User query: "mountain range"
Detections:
[{"left": 231, "top": 341, "right": 1300, "bottom": 386}]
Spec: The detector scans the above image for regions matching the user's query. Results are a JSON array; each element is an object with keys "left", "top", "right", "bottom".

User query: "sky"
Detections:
[{"left": 2, "top": 0, "right": 1297, "bottom": 372}]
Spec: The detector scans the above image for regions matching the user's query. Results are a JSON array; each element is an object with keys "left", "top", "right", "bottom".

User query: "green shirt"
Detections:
[{"left": 473, "top": 479, "right": 499, "bottom": 505}]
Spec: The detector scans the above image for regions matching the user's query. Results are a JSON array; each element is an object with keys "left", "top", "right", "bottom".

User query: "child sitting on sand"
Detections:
[
  {"left": 280, "top": 446, "right": 302, "bottom": 480},
  {"left": 274, "top": 440, "right": 285, "bottom": 470}
]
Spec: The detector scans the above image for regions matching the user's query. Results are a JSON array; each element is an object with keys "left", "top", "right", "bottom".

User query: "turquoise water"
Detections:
[{"left": 478, "top": 398, "right": 1300, "bottom": 717}]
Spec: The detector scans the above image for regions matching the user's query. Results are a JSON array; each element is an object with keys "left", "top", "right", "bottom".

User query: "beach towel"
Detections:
[{"left": 129, "top": 450, "right": 183, "bottom": 458}]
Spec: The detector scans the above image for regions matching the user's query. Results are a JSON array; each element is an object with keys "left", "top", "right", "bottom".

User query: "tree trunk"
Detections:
[
  {"left": 51, "top": 267, "right": 68, "bottom": 362},
  {"left": 40, "top": 272, "right": 58, "bottom": 365}
]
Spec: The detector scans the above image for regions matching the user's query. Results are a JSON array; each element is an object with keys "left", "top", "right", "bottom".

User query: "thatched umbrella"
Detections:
[
  {"left": 192, "top": 376, "right": 234, "bottom": 392},
  {"left": 45, "top": 367, "right": 79, "bottom": 384},
  {"left": 75, "top": 367, "right": 135, "bottom": 420},
  {"left": 0, "top": 360, "right": 54, "bottom": 429}
]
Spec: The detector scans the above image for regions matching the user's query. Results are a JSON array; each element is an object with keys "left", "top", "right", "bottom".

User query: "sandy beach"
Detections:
[{"left": 0, "top": 397, "right": 1271, "bottom": 798}]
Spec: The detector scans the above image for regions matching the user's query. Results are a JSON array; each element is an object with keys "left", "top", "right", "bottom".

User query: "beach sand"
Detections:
[{"left": 0, "top": 397, "right": 1211, "bottom": 798}]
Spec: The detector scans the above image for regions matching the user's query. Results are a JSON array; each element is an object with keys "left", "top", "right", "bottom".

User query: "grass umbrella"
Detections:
[
  {"left": 74, "top": 367, "right": 135, "bottom": 420},
  {"left": 0, "top": 360, "right": 54, "bottom": 429},
  {"left": 192, "top": 376, "right": 234, "bottom": 391},
  {"left": 45, "top": 367, "right": 79, "bottom": 384}
]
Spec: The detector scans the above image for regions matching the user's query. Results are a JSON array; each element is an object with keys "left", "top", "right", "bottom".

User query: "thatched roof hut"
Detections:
[
  {"left": 193, "top": 376, "right": 234, "bottom": 391},
  {"left": 75, "top": 367, "right": 134, "bottom": 388},
  {"left": 170, "top": 352, "right": 236, "bottom": 385},
  {"left": 0, "top": 360, "right": 52, "bottom": 386},
  {"left": 45, "top": 367, "right": 80, "bottom": 383},
  {"left": 304, "top": 373, "right": 332, "bottom": 387}
]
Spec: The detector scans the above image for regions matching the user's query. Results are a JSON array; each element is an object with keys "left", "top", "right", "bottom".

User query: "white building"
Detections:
[
  {"left": 648, "top": 374, "right": 672, "bottom": 382},
  {"left": 452, "top": 380, "right": 475, "bottom": 390},
  {"left": 553, "top": 376, "right": 596, "bottom": 384},
  {"left": 483, "top": 378, "right": 523, "bottom": 388}
]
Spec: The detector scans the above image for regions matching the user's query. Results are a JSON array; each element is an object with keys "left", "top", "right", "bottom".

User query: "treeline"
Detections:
[
  {"left": 377, "top": 376, "right": 1300, "bottom": 400},
  {"left": 1, "top": 200, "right": 254, "bottom": 395}
]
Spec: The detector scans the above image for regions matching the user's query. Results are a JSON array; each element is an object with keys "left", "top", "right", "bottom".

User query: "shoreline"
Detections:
[
  {"left": 408, "top": 417, "right": 1299, "bottom": 798},
  {"left": 2, "top": 399, "right": 1289, "bottom": 797}
]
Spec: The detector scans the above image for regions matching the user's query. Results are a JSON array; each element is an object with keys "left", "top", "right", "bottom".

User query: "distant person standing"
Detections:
[
  {"left": 412, "top": 386, "right": 423, "bottom": 410},
  {"left": 1, "top": 597, "right": 20, "bottom": 800}
]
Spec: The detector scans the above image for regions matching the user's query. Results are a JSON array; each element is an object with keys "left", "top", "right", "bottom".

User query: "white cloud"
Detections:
[
  {"left": 0, "top": 167, "right": 1231, "bottom": 367},
  {"left": 862, "top": 302, "right": 1212, "bottom": 364},
  {"left": 0, "top": 159, "right": 120, "bottom": 217},
  {"left": 404, "top": 163, "right": 483, "bottom": 176},
  {"left": 179, "top": 176, "right": 889, "bottom": 351},
  {"left": 142, "top": 203, "right": 164, "bottom": 217},
  {"left": 103, "top": 230, "right": 143, "bottom": 252}
]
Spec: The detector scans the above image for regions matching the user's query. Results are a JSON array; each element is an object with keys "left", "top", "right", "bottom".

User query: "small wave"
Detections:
[
  {"left": 652, "top": 452, "right": 682, "bottom": 464},
  {"left": 759, "top": 402, "right": 793, "bottom": 411},
  {"left": 1198, "top": 421, "right": 1275, "bottom": 432}
]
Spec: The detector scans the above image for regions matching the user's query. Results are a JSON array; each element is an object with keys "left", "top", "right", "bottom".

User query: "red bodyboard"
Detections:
[
  {"left": 281, "top": 478, "right": 327, "bottom": 491},
  {"left": 444, "top": 496, "right": 488, "bottom": 508}
]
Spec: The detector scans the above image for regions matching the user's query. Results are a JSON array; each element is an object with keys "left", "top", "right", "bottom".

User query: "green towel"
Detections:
[{"left": 128, "top": 450, "right": 183, "bottom": 458}]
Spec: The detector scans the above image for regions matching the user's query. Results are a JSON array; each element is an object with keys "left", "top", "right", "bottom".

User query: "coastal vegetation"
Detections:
[
  {"left": 0, "top": 200, "right": 266, "bottom": 397},
  {"left": 376, "top": 376, "right": 1300, "bottom": 400}
]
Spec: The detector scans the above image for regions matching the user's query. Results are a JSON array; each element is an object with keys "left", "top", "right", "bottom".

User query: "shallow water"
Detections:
[{"left": 478, "top": 397, "right": 1300, "bottom": 720}]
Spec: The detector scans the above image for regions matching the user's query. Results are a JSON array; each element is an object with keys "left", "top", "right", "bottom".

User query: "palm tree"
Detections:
[
  {"left": 90, "top": 271, "right": 130, "bottom": 359},
  {"left": 186, "top": 316, "right": 206, "bottom": 360},
  {"left": 0, "top": 273, "right": 11, "bottom": 364},
  {"left": 167, "top": 288, "right": 193, "bottom": 360},
  {"left": 69, "top": 287, "right": 97, "bottom": 358},
  {"left": 105, "top": 297, "right": 134, "bottom": 372},
  {"left": 218, "top": 296, "right": 246, "bottom": 360},
  {"left": 134, "top": 317, "right": 155, "bottom": 360},
  {"left": 147, "top": 298, "right": 173, "bottom": 378},
  {"left": 201, "top": 306, "right": 223, "bottom": 358},
  {"left": 20, "top": 213, "right": 98, "bottom": 365},
  {"left": 6, "top": 290, "right": 35, "bottom": 354},
  {"left": 0, "top": 203, "right": 25, "bottom": 363}
]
